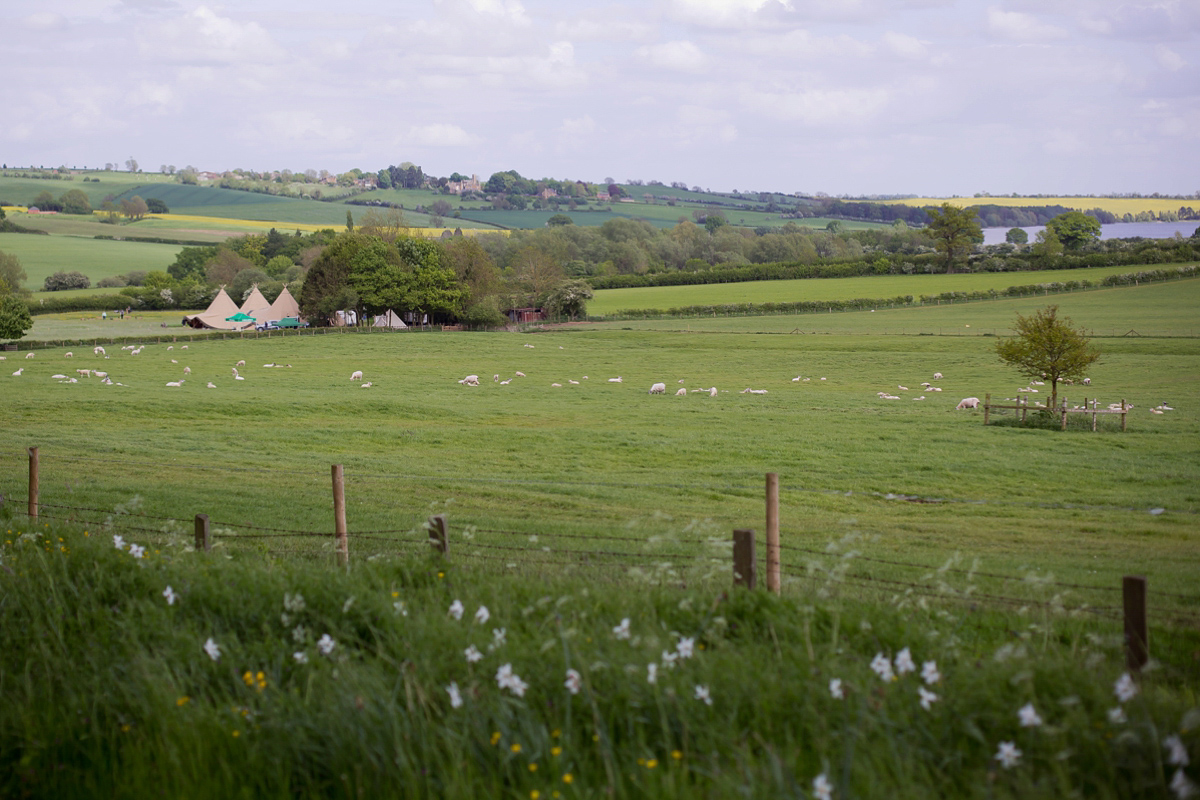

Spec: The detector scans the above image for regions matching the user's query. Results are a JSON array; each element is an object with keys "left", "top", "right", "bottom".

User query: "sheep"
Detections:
[
  {"left": 351, "top": 370, "right": 364, "bottom": 381},
  {"left": 649, "top": 382, "right": 667, "bottom": 394},
  {"left": 170, "top": 359, "right": 178, "bottom": 364},
  {"left": 1082, "top": 377, "right": 1091, "bottom": 385},
  {"left": 494, "top": 374, "right": 499, "bottom": 382},
  {"left": 234, "top": 374, "right": 245, "bottom": 381},
  {"left": 933, "top": 372, "right": 942, "bottom": 379},
  {"left": 569, "top": 379, "right": 580, "bottom": 385},
  {"left": 361, "top": 382, "right": 373, "bottom": 388},
  {"left": 26, "top": 352, "right": 35, "bottom": 359},
  {"left": 207, "top": 382, "right": 217, "bottom": 389},
  {"left": 582, "top": 376, "right": 588, "bottom": 380},
  {"left": 76, "top": 368, "right": 91, "bottom": 377},
  {"left": 898, "top": 385, "right": 908, "bottom": 391},
  {"left": 792, "top": 375, "right": 801, "bottom": 382},
  {"left": 167, "top": 345, "right": 174, "bottom": 351},
  {"left": 181, "top": 345, "right": 188, "bottom": 350},
  {"left": 499, "top": 379, "right": 511, "bottom": 385},
  {"left": 929, "top": 387, "right": 943, "bottom": 392},
  {"left": 94, "top": 346, "right": 105, "bottom": 356},
  {"left": 1151, "top": 408, "right": 1164, "bottom": 414},
  {"left": 709, "top": 387, "right": 718, "bottom": 397},
  {"left": 231, "top": 367, "right": 240, "bottom": 378},
  {"left": 675, "top": 387, "right": 687, "bottom": 396},
  {"left": 740, "top": 388, "right": 768, "bottom": 394},
  {"left": 165, "top": 380, "right": 185, "bottom": 388},
  {"left": 515, "top": 371, "right": 526, "bottom": 377},
  {"left": 607, "top": 377, "right": 623, "bottom": 383},
  {"left": 458, "top": 374, "right": 480, "bottom": 386},
  {"left": 913, "top": 396, "right": 926, "bottom": 401},
  {"left": 183, "top": 367, "right": 191, "bottom": 375},
  {"left": 263, "top": 363, "right": 277, "bottom": 368},
  {"left": 236, "top": 360, "right": 246, "bottom": 367},
  {"left": 64, "top": 352, "right": 73, "bottom": 358},
  {"left": 551, "top": 383, "right": 562, "bottom": 387},
  {"left": 52, "top": 373, "right": 68, "bottom": 379},
  {"left": 12, "top": 368, "right": 23, "bottom": 376},
  {"left": 956, "top": 397, "right": 981, "bottom": 410},
  {"left": 0, "top": 356, "right": 4, "bottom": 360},
  {"left": 524, "top": 343, "right": 535, "bottom": 348}
]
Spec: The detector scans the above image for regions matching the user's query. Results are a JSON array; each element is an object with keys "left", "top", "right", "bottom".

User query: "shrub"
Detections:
[
  {"left": 43, "top": 271, "right": 92, "bottom": 292},
  {"left": 96, "top": 275, "right": 130, "bottom": 289}
]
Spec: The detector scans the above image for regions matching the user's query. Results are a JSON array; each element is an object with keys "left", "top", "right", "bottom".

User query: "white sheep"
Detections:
[
  {"left": 181, "top": 345, "right": 188, "bottom": 350},
  {"left": 649, "top": 382, "right": 666, "bottom": 394},
  {"left": 500, "top": 379, "right": 511, "bottom": 385},
  {"left": 351, "top": 370, "right": 364, "bottom": 381},
  {"left": 494, "top": 374, "right": 500, "bottom": 382},
  {"left": 913, "top": 396, "right": 925, "bottom": 401},
  {"left": 170, "top": 359, "right": 178, "bottom": 364},
  {"left": 26, "top": 352, "right": 35, "bottom": 359},
  {"left": 64, "top": 352, "right": 73, "bottom": 358},
  {"left": 956, "top": 397, "right": 981, "bottom": 410},
  {"left": 207, "top": 382, "right": 217, "bottom": 389},
  {"left": 165, "top": 380, "right": 185, "bottom": 387},
  {"left": 515, "top": 371, "right": 526, "bottom": 377},
  {"left": 94, "top": 346, "right": 105, "bottom": 356},
  {"left": 183, "top": 367, "right": 191, "bottom": 375},
  {"left": 11, "top": 368, "right": 23, "bottom": 376},
  {"left": 933, "top": 372, "right": 942, "bottom": 379},
  {"left": 898, "top": 385, "right": 908, "bottom": 391},
  {"left": 675, "top": 387, "right": 687, "bottom": 396},
  {"left": 524, "top": 343, "right": 535, "bottom": 348},
  {"left": 1082, "top": 377, "right": 1091, "bottom": 385},
  {"left": 52, "top": 373, "right": 68, "bottom": 379},
  {"left": 93, "top": 371, "right": 107, "bottom": 379},
  {"left": 232, "top": 367, "right": 240, "bottom": 378},
  {"left": 551, "top": 382, "right": 562, "bottom": 387},
  {"left": 167, "top": 345, "right": 174, "bottom": 351},
  {"left": 709, "top": 387, "right": 718, "bottom": 397},
  {"left": 361, "top": 382, "right": 373, "bottom": 388},
  {"left": 236, "top": 360, "right": 246, "bottom": 367},
  {"left": 607, "top": 377, "right": 623, "bottom": 383},
  {"left": 569, "top": 379, "right": 580, "bottom": 384},
  {"left": 458, "top": 374, "right": 480, "bottom": 386}
]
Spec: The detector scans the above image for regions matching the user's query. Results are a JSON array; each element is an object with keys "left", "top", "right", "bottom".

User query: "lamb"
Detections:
[
  {"left": 236, "top": 360, "right": 246, "bottom": 367},
  {"left": 524, "top": 343, "right": 535, "bottom": 348},
  {"left": 1082, "top": 377, "right": 1091, "bottom": 385},
  {"left": 740, "top": 388, "right": 768, "bottom": 394},
  {"left": 361, "top": 382, "right": 373, "bottom": 388},
  {"left": 12, "top": 368, "right": 23, "bottom": 376},
  {"left": 792, "top": 376, "right": 801, "bottom": 382},
  {"left": 64, "top": 352, "right": 73, "bottom": 358},
  {"left": 232, "top": 367, "right": 240, "bottom": 378},
  {"left": 675, "top": 387, "right": 687, "bottom": 396},
  {"left": 94, "top": 346, "right": 105, "bottom": 355},
  {"left": 181, "top": 345, "right": 188, "bottom": 350},
  {"left": 167, "top": 346, "right": 174, "bottom": 351},
  {"left": 26, "top": 353, "right": 34, "bottom": 359},
  {"left": 551, "top": 383, "right": 562, "bottom": 387},
  {"left": 458, "top": 374, "right": 480, "bottom": 386},
  {"left": 351, "top": 370, "right": 364, "bottom": 381},
  {"left": 649, "top": 382, "right": 667, "bottom": 394},
  {"left": 913, "top": 396, "right": 926, "bottom": 401},
  {"left": 494, "top": 374, "right": 499, "bottom": 382},
  {"left": 207, "top": 382, "right": 217, "bottom": 389},
  {"left": 933, "top": 372, "right": 943, "bottom": 379},
  {"left": 956, "top": 397, "right": 981, "bottom": 410},
  {"left": 569, "top": 379, "right": 580, "bottom": 385},
  {"left": 170, "top": 359, "right": 178, "bottom": 364},
  {"left": 52, "top": 374, "right": 68, "bottom": 379},
  {"left": 898, "top": 385, "right": 908, "bottom": 391},
  {"left": 515, "top": 371, "right": 526, "bottom": 377},
  {"left": 499, "top": 379, "right": 511, "bottom": 385},
  {"left": 165, "top": 380, "right": 185, "bottom": 388},
  {"left": 183, "top": 367, "right": 191, "bottom": 375},
  {"left": 607, "top": 377, "right": 623, "bottom": 383},
  {"left": 709, "top": 387, "right": 718, "bottom": 397}
]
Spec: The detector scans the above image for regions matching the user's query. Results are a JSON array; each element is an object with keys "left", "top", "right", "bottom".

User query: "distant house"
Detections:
[
  {"left": 447, "top": 174, "right": 482, "bottom": 194},
  {"left": 506, "top": 307, "right": 546, "bottom": 324},
  {"left": 538, "top": 188, "right": 557, "bottom": 200},
  {"left": 596, "top": 191, "right": 610, "bottom": 202}
]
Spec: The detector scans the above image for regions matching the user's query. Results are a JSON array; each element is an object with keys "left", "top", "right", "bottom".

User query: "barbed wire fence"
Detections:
[{"left": 3, "top": 447, "right": 1197, "bottom": 664}]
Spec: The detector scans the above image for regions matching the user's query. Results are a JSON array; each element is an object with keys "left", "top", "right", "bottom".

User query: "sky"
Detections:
[{"left": 2, "top": 0, "right": 1197, "bottom": 197}]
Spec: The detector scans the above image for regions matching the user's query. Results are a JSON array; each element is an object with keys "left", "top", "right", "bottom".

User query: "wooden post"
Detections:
[
  {"left": 1021, "top": 396, "right": 1028, "bottom": 424},
  {"left": 733, "top": 528, "right": 757, "bottom": 589},
  {"left": 983, "top": 393, "right": 990, "bottom": 425},
  {"left": 194, "top": 513, "right": 211, "bottom": 552},
  {"left": 1091, "top": 398, "right": 1097, "bottom": 432},
  {"left": 1061, "top": 397, "right": 1068, "bottom": 431},
  {"left": 1123, "top": 575, "right": 1148, "bottom": 671},
  {"left": 428, "top": 514, "right": 448, "bottom": 555},
  {"left": 332, "top": 464, "right": 348, "bottom": 567},
  {"left": 27, "top": 446, "right": 39, "bottom": 520},
  {"left": 1121, "top": 399, "right": 1127, "bottom": 432},
  {"left": 765, "top": 472, "right": 780, "bottom": 595}
]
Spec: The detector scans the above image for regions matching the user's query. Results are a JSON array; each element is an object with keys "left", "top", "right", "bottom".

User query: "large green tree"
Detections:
[
  {"left": 0, "top": 294, "right": 33, "bottom": 342},
  {"left": 0, "top": 250, "right": 29, "bottom": 297},
  {"left": 1046, "top": 211, "right": 1101, "bottom": 250},
  {"left": 995, "top": 305, "right": 1100, "bottom": 411},
  {"left": 924, "top": 203, "right": 982, "bottom": 274},
  {"left": 59, "top": 189, "right": 92, "bottom": 215}
]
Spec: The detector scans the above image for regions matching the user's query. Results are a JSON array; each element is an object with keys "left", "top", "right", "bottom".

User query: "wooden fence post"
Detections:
[
  {"left": 1121, "top": 399, "right": 1127, "bottom": 432},
  {"left": 733, "top": 528, "right": 757, "bottom": 589},
  {"left": 194, "top": 513, "right": 211, "bottom": 552},
  {"left": 765, "top": 472, "right": 780, "bottom": 595},
  {"left": 1061, "top": 397, "right": 1068, "bottom": 431},
  {"left": 983, "top": 393, "right": 990, "bottom": 425},
  {"left": 1123, "top": 575, "right": 1148, "bottom": 671},
  {"left": 332, "top": 464, "right": 348, "bottom": 567},
  {"left": 27, "top": 446, "right": 38, "bottom": 520},
  {"left": 428, "top": 514, "right": 448, "bottom": 555}
]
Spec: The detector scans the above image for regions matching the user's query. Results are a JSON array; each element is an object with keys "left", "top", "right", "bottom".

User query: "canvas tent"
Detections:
[
  {"left": 262, "top": 286, "right": 301, "bottom": 323},
  {"left": 239, "top": 286, "right": 271, "bottom": 319},
  {"left": 373, "top": 309, "right": 408, "bottom": 329},
  {"left": 183, "top": 288, "right": 256, "bottom": 330}
]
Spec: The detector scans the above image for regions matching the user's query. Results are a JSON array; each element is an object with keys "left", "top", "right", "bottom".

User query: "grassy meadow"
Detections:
[
  {"left": 0, "top": 231, "right": 184, "bottom": 288},
  {"left": 4, "top": 272, "right": 1199, "bottom": 797}
]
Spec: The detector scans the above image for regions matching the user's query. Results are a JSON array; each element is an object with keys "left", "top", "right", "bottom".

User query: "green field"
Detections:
[
  {"left": 0, "top": 231, "right": 183, "bottom": 288},
  {"left": 0, "top": 171, "right": 177, "bottom": 206}
]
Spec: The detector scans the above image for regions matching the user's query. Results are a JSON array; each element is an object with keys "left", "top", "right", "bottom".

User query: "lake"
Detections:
[{"left": 983, "top": 220, "right": 1199, "bottom": 246}]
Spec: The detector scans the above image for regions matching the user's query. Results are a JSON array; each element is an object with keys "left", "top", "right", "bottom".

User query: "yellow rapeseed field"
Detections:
[{"left": 878, "top": 197, "right": 1193, "bottom": 215}]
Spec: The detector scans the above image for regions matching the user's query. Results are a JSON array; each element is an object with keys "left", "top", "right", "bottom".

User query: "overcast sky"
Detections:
[{"left": 3, "top": 0, "right": 1197, "bottom": 196}]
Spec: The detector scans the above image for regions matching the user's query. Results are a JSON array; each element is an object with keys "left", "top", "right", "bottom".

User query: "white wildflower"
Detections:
[
  {"left": 1018, "top": 703, "right": 1043, "bottom": 728},
  {"left": 564, "top": 668, "right": 582, "bottom": 695},
  {"left": 113, "top": 534, "right": 125, "bottom": 550},
  {"left": 918, "top": 687, "right": 939, "bottom": 710},
  {"left": 995, "top": 741, "right": 1022, "bottom": 769},
  {"left": 829, "top": 678, "right": 844, "bottom": 700},
  {"left": 676, "top": 637, "right": 695, "bottom": 660},
  {"left": 894, "top": 647, "right": 916, "bottom": 675},
  {"left": 1114, "top": 673, "right": 1139, "bottom": 703},
  {"left": 508, "top": 674, "right": 528, "bottom": 697},
  {"left": 447, "top": 682, "right": 463, "bottom": 709},
  {"left": 464, "top": 644, "right": 483, "bottom": 663},
  {"left": 812, "top": 773, "right": 833, "bottom": 800},
  {"left": 921, "top": 660, "right": 941, "bottom": 685},
  {"left": 1171, "top": 768, "right": 1198, "bottom": 799},
  {"left": 661, "top": 650, "right": 678, "bottom": 669},
  {"left": 283, "top": 593, "right": 305, "bottom": 612},
  {"left": 293, "top": 651, "right": 308, "bottom": 664},
  {"left": 474, "top": 605, "right": 490, "bottom": 624},
  {"left": 393, "top": 600, "right": 408, "bottom": 616},
  {"left": 870, "top": 652, "right": 895, "bottom": 682},
  {"left": 647, "top": 663, "right": 658, "bottom": 684},
  {"left": 1107, "top": 706, "right": 1127, "bottom": 724},
  {"left": 292, "top": 625, "right": 308, "bottom": 643},
  {"left": 129, "top": 544, "right": 145, "bottom": 559},
  {"left": 163, "top": 586, "right": 176, "bottom": 605},
  {"left": 496, "top": 663, "right": 514, "bottom": 689},
  {"left": 694, "top": 685, "right": 712, "bottom": 706},
  {"left": 449, "top": 600, "right": 464, "bottom": 620},
  {"left": 203, "top": 637, "right": 221, "bottom": 662},
  {"left": 612, "top": 618, "right": 631, "bottom": 640},
  {"left": 489, "top": 627, "right": 506, "bottom": 651},
  {"left": 1165, "top": 734, "right": 1190, "bottom": 767},
  {"left": 317, "top": 634, "right": 335, "bottom": 655},
  {"left": 342, "top": 596, "right": 355, "bottom": 613}
]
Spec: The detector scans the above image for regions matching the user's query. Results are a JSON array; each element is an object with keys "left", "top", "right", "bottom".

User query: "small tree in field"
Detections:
[
  {"left": 995, "top": 305, "right": 1100, "bottom": 412},
  {"left": 0, "top": 294, "right": 33, "bottom": 342}
]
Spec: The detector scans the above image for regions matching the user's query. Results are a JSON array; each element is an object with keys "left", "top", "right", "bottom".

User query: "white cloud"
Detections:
[
  {"left": 435, "top": 0, "right": 530, "bottom": 25},
  {"left": 883, "top": 31, "right": 928, "bottom": 59},
  {"left": 668, "top": 0, "right": 793, "bottom": 26},
  {"left": 1155, "top": 45, "right": 1185, "bottom": 71},
  {"left": 405, "top": 124, "right": 479, "bottom": 147},
  {"left": 558, "top": 115, "right": 597, "bottom": 136},
  {"left": 23, "top": 13, "right": 67, "bottom": 30},
  {"left": 637, "top": 41, "right": 707, "bottom": 72},
  {"left": 986, "top": 7, "right": 1067, "bottom": 41},
  {"left": 147, "top": 6, "right": 284, "bottom": 65},
  {"left": 742, "top": 86, "right": 890, "bottom": 126}
]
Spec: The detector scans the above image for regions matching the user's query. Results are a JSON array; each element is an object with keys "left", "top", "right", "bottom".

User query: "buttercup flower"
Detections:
[
  {"left": 1114, "top": 673, "right": 1139, "bottom": 703},
  {"left": 465, "top": 645, "right": 483, "bottom": 663},
  {"left": 612, "top": 618, "right": 631, "bottom": 640},
  {"left": 1018, "top": 703, "right": 1043, "bottom": 728},
  {"left": 474, "top": 605, "right": 490, "bottom": 624},
  {"left": 449, "top": 600, "right": 464, "bottom": 620},
  {"left": 995, "top": 741, "right": 1022, "bottom": 769},
  {"left": 203, "top": 637, "right": 221, "bottom": 662},
  {"left": 829, "top": 678, "right": 844, "bottom": 700},
  {"left": 894, "top": 647, "right": 916, "bottom": 675},
  {"left": 813, "top": 773, "right": 833, "bottom": 800},
  {"left": 918, "top": 686, "right": 939, "bottom": 710},
  {"left": 163, "top": 586, "right": 177, "bottom": 605},
  {"left": 447, "top": 682, "right": 463, "bottom": 709},
  {"left": 870, "top": 653, "right": 895, "bottom": 682},
  {"left": 694, "top": 685, "right": 712, "bottom": 706},
  {"left": 921, "top": 660, "right": 941, "bottom": 685},
  {"left": 317, "top": 634, "right": 335, "bottom": 655},
  {"left": 564, "top": 669, "right": 582, "bottom": 695}
]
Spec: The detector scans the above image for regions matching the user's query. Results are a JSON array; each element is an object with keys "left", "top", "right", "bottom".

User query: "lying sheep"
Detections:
[
  {"left": 649, "top": 382, "right": 666, "bottom": 394},
  {"left": 956, "top": 397, "right": 980, "bottom": 410},
  {"left": 933, "top": 372, "right": 943, "bottom": 379}
]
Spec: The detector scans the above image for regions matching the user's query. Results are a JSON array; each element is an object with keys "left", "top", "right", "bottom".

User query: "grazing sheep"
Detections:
[
  {"left": 675, "top": 387, "right": 687, "bottom": 396},
  {"left": 64, "top": 352, "right": 73, "bottom": 358},
  {"left": 351, "top": 370, "right": 364, "bottom": 381},
  {"left": 933, "top": 372, "right": 942, "bottom": 379},
  {"left": 1082, "top": 377, "right": 1091, "bottom": 385},
  {"left": 607, "top": 377, "right": 623, "bottom": 383},
  {"left": 94, "top": 346, "right": 106, "bottom": 355},
  {"left": 515, "top": 371, "right": 526, "bottom": 377},
  {"left": 458, "top": 374, "right": 480, "bottom": 386},
  {"left": 231, "top": 367, "right": 240, "bottom": 378},
  {"left": 93, "top": 371, "right": 107, "bottom": 379},
  {"left": 167, "top": 346, "right": 174, "bottom": 351},
  {"left": 236, "top": 360, "right": 246, "bottom": 367},
  {"left": 26, "top": 353, "right": 35, "bottom": 359},
  {"left": 709, "top": 387, "right": 718, "bottom": 397},
  {"left": 649, "top": 382, "right": 667, "bottom": 394},
  {"left": 956, "top": 397, "right": 981, "bottom": 410},
  {"left": 76, "top": 369, "right": 91, "bottom": 377},
  {"left": 183, "top": 367, "right": 191, "bottom": 375},
  {"left": 181, "top": 345, "right": 188, "bottom": 350},
  {"left": 170, "top": 359, "right": 178, "bottom": 364}
]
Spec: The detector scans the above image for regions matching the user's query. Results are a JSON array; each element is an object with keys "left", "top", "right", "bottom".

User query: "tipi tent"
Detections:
[
  {"left": 183, "top": 288, "right": 256, "bottom": 330},
  {"left": 372, "top": 309, "right": 408, "bottom": 329},
  {"left": 261, "top": 285, "right": 301, "bottom": 323},
  {"left": 239, "top": 286, "right": 271, "bottom": 319}
]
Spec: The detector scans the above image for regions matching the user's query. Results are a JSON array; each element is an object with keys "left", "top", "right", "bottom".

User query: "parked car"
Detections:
[{"left": 255, "top": 320, "right": 280, "bottom": 331}]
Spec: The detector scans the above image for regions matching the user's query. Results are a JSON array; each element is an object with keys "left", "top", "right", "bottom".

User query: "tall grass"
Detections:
[{"left": 1, "top": 512, "right": 1195, "bottom": 798}]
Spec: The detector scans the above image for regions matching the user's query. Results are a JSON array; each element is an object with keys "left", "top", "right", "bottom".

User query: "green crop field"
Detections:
[
  {"left": 588, "top": 265, "right": 1192, "bottom": 317},
  {"left": 0, "top": 231, "right": 183, "bottom": 288},
  {"left": 0, "top": 171, "right": 177, "bottom": 206},
  {"left": 4, "top": 279, "right": 1198, "bottom": 798}
]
